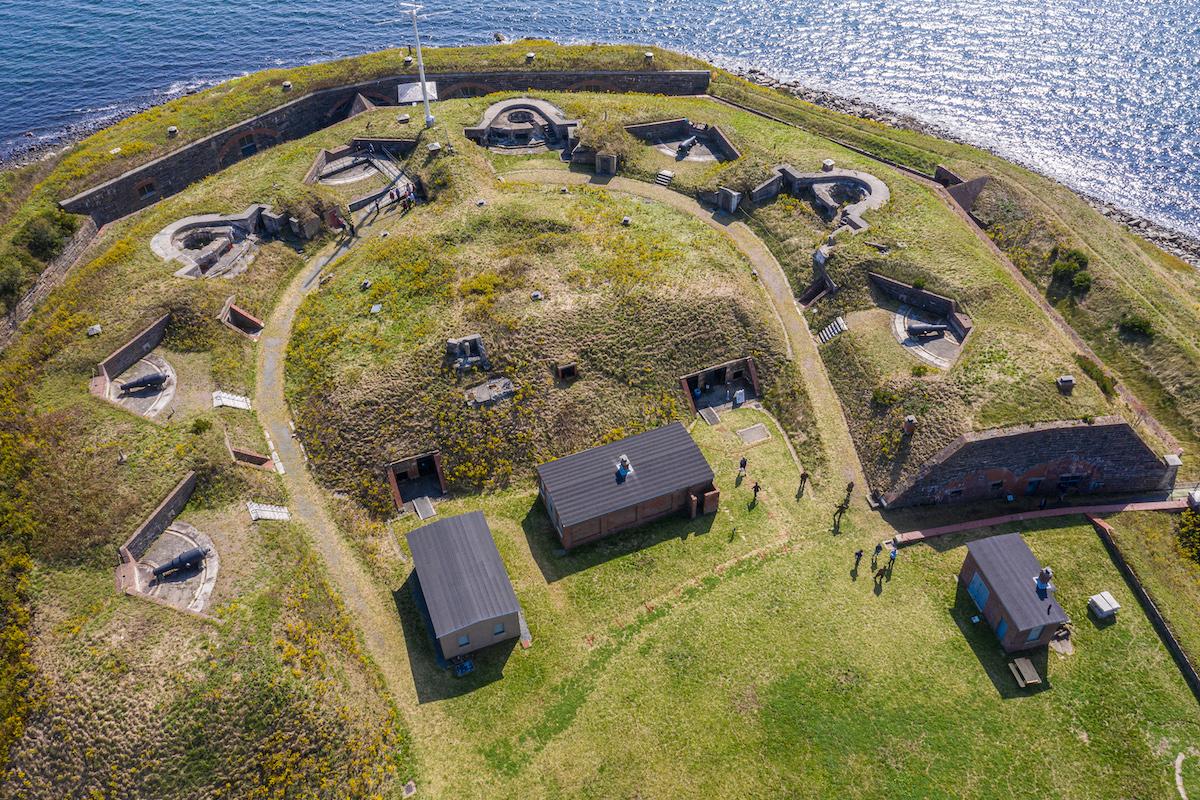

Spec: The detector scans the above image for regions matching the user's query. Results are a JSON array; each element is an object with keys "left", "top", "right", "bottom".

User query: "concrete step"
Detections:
[
  {"left": 655, "top": 170, "right": 675, "bottom": 186},
  {"left": 817, "top": 315, "right": 847, "bottom": 344}
]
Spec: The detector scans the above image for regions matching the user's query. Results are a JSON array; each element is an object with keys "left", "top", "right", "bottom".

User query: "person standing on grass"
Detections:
[
  {"left": 752, "top": 481, "right": 761, "bottom": 500},
  {"left": 739, "top": 456, "right": 747, "bottom": 476},
  {"left": 854, "top": 549, "right": 863, "bottom": 568},
  {"left": 889, "top": 547, "right": 898, "bottom": 568}
]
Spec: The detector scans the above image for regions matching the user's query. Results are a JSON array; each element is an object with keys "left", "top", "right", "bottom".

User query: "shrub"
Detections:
[
  {"left": 871, "top": 386, "right": 900, "bottom": 407},
  {"left": 1071, "top": 270, "right": 1093, "bottom": 293},
  {"left": 1118, "top": 312, "right": 1154, "bottom": 338},
  {"left": 13, "top": 208, "right": 78, "bottom": 261},
  {"left": 910, "top": 278, "right": 926, "bottom": 291},
  {"left": 190, "top": 417, "right": 213, "bottom": 435},
  {"left": 1074, "top": 354, "right": 1116, "bottom": 397},
  {"left": 911, "top": 364, "right": 931, "bottom": 377},
  {"left": 1178, "top": 510, "right": 1200, "bottom": 563}
]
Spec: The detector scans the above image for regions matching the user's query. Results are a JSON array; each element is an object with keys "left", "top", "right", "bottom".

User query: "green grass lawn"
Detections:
[
  {"left": 1103, "top": 510, "right": 1200, "bottom": 667},
  {"left": 378, "top": 412, "right": 1199, "bottom": 798}
]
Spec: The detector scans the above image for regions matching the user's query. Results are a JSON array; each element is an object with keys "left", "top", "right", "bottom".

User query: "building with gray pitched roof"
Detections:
[
  {"left": 407, "top": 511, "right": 520, "bottom": 659},
  {"left": 536, "top": 422, "right": 718, "bottom": 550}
]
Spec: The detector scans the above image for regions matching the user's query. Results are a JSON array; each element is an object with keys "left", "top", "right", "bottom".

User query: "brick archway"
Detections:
[
  {"left": 215, "top": 127, "right": 282, "bottom": 167},
  {"left": 439, "top": 81, "right": 496, "bottom": 99}
]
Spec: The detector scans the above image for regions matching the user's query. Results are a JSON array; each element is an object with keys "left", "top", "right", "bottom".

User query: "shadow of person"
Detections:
[
  {"left": 850, "top": 565, "right": 859, "bottom": 582},
  {"left": 735, "top": 473, "right": 745, "bottom": 488}
]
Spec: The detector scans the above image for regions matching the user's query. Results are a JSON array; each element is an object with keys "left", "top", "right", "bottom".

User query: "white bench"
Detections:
[{"left": 1088, "top": 591, "right": 1121, "bottom": 619}]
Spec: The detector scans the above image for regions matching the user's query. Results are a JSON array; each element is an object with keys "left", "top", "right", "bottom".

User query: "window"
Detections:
[
  {"left": 1026, "top": 625, "right": 1045, "bottom": 642},
  {"left": 136, "top": 180, "right": 157, "bottom": 199},
  {"left": 238, "top": 134, "right": 258, "bottom": 157},
  {"left": 1059, "top": 474, "right": 1084, "bottom": 489},
  {"left": 456, "top": 634, "right": 470, "bottom": 648},
  {"left": 1025, "top": 478, "right": 1042, "bottom": 496},
  {"left": 493, "top": 622, "right": 506, "bottom": 636},
  {"left": 967, "top": 572, "right": 990, "bottom": 612},
  {"left": 995, "top": 617, "right": 1008, "bottom": 642},
  {"left": 989, "top": 480, "right": 1004, "bottom": 492}
]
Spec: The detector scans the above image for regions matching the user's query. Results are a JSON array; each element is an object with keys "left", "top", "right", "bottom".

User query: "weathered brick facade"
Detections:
[
  {"left": 883, "top": 416, "right": 1178, "bottom": 508},
  {"left": 60, "top": 70, "right": 710, "bottom": 225}
]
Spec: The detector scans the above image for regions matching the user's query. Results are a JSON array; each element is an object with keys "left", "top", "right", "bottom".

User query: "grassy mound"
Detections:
[{"left": 286, "top": 182, "right": 788, "bottom": 509}]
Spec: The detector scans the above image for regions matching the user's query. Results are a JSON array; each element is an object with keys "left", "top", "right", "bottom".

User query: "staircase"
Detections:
[
  {"left": 817, "top": 315, "right": 847, "bottom": 344},
  {"left": 655, "top": 170, "right": 675, "bottom": 187}
]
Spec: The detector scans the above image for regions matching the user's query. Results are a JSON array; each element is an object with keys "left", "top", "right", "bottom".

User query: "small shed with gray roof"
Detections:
[
  {"left": 959, "top": 532, "right": 1069, "bottom": 653},
  {"left": 536, "top": 422, "right": 718, "bottom": 550},
  {"left": 408, "top": 511, "right": 520, "bottom": 659}
]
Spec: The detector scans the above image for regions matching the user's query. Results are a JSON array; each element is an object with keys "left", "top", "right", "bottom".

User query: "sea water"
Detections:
[{"left": 1, "top": 0, "right": 1197, "bottom": 234}]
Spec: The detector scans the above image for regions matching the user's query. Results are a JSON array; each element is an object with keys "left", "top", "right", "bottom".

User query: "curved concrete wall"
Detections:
[{"left": 60, "top": 70, "right": 710, "bottom": 225}]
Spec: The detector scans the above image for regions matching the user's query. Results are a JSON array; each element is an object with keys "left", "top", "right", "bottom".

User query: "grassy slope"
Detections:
[
  {"left": 530, "top": 91, "right": 1117, "bottom": 493},
  {"left": 0, "top": 112, "right": 420, "bottom": 798},
  {"left": 366, "top": 407, "right": 1199, "bottom": 798},
  {"left": 706, "top": 74, "right": 1200, "bottom": 468}
]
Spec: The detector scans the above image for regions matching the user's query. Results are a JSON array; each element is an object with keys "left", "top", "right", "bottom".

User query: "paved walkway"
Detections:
[
  {"left": 893, "top": 498, "right": 1188, "bottom": 545},
  {"left": 502, "top": 168, "right": 867, "bottom": 491}
]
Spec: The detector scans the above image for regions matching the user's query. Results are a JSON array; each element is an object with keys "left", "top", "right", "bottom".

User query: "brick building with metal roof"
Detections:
[
  {"left": 959, "top": 532, "right": 1069, "bottom": 653},
  {"left": 536, "top": 422, "right": 719, "bottom": 550}
]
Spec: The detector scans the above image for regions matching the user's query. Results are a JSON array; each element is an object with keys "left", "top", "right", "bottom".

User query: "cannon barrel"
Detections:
[
  {"left": 677, "top": 135, "right": 698, "bottom": 152},
  {"left": 906, "top": 322, "right": 950, "bottom": 337},
  {"left": 120, "top": 372, "right": 168, "bottom": 392},
  {"left": 152, "top": 546, "right": 209, "bottom": 578}
]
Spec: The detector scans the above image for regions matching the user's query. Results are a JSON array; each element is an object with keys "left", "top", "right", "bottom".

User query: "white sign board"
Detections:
[{"left": 397, "top": 81, "right": 438, "bottom": 106}]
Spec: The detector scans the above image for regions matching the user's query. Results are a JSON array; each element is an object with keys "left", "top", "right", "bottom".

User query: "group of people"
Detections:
[{"left": 854, "top": 541, "right": 898, "bottom": 584}]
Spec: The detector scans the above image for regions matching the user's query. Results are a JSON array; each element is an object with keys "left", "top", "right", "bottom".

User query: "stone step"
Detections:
[{"left": 655, "top": 170, "right": 675, "bottom": 186}]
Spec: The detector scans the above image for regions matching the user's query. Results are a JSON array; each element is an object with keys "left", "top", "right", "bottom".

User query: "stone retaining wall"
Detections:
[
  {"left": 91, "top": 313, "right": 170, "bottom": 396},
  {"left": 0, "top": 217, "right": 98, "bottom": 350},
  {"left": 60, "top": 70, "right": 710, "bottom": 225},
  {"left": 118, "top": 471, "right": 197, "bottom": 564},
  {"left": 883, "top": 416, "right": 1178, "bottom": 508}
]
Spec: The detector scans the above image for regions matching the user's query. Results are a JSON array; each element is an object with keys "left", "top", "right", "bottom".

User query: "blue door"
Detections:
[
  {"left": 967, "top": 572, "right": 990, "bottom": 612},
  {"left": 995, "top": 617, "right": 1008, "bottom": 642}
]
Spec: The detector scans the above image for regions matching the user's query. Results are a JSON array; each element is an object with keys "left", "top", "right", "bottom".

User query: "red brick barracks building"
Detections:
[{"left": 536, "top": 423, "right": 719, "bottom": 550}]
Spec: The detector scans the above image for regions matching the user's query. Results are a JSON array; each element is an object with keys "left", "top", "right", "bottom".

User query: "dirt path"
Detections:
[
  {"left": 255, "top": 237, "right": 422, "bottom": 713},
  {"left": 502, "top": 168, "right": 867, "bottom": 492}
]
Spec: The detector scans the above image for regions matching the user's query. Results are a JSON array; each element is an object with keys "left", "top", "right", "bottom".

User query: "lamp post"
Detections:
[{"left": 399, "top": 2, "right": 435, "bottom": 127}]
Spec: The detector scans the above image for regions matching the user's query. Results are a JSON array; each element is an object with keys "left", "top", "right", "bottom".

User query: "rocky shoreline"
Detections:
[{"left": 730, "top": 66, "right": 1200, "bottom": 269}]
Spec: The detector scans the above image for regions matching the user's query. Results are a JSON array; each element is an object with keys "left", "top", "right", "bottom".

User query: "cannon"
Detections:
[
  {"left": 119, "top": 372, "right": 168, "bottom": 393},
  {"left": 906, "top": 322, "right": 950, "bottom": 338},
  {"left": 677, "top": 135, "right": 698, "bottom": 154},
  {"left": 152, "top": 546, "right": 209, "bottom": 579}
]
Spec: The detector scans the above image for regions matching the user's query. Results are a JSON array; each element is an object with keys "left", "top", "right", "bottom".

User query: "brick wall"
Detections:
[
  {"left": 884, "top": 417, "right": 1175, "bottom": 507},
  {"left": 118, "top": 471, "right": 197, "bottom": 563},
  {"left": 60, "top": 70, "right": 710, "bottom": 225}
]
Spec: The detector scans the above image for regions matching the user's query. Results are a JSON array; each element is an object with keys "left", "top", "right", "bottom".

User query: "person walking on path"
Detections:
[{"left": 739, "top": 456, "right": 748, "bottom": 476}]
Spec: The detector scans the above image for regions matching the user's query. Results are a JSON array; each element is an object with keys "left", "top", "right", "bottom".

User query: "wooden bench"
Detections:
[{"left": 1008, "top": 656, "right": 1042, "bottom": 688}]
